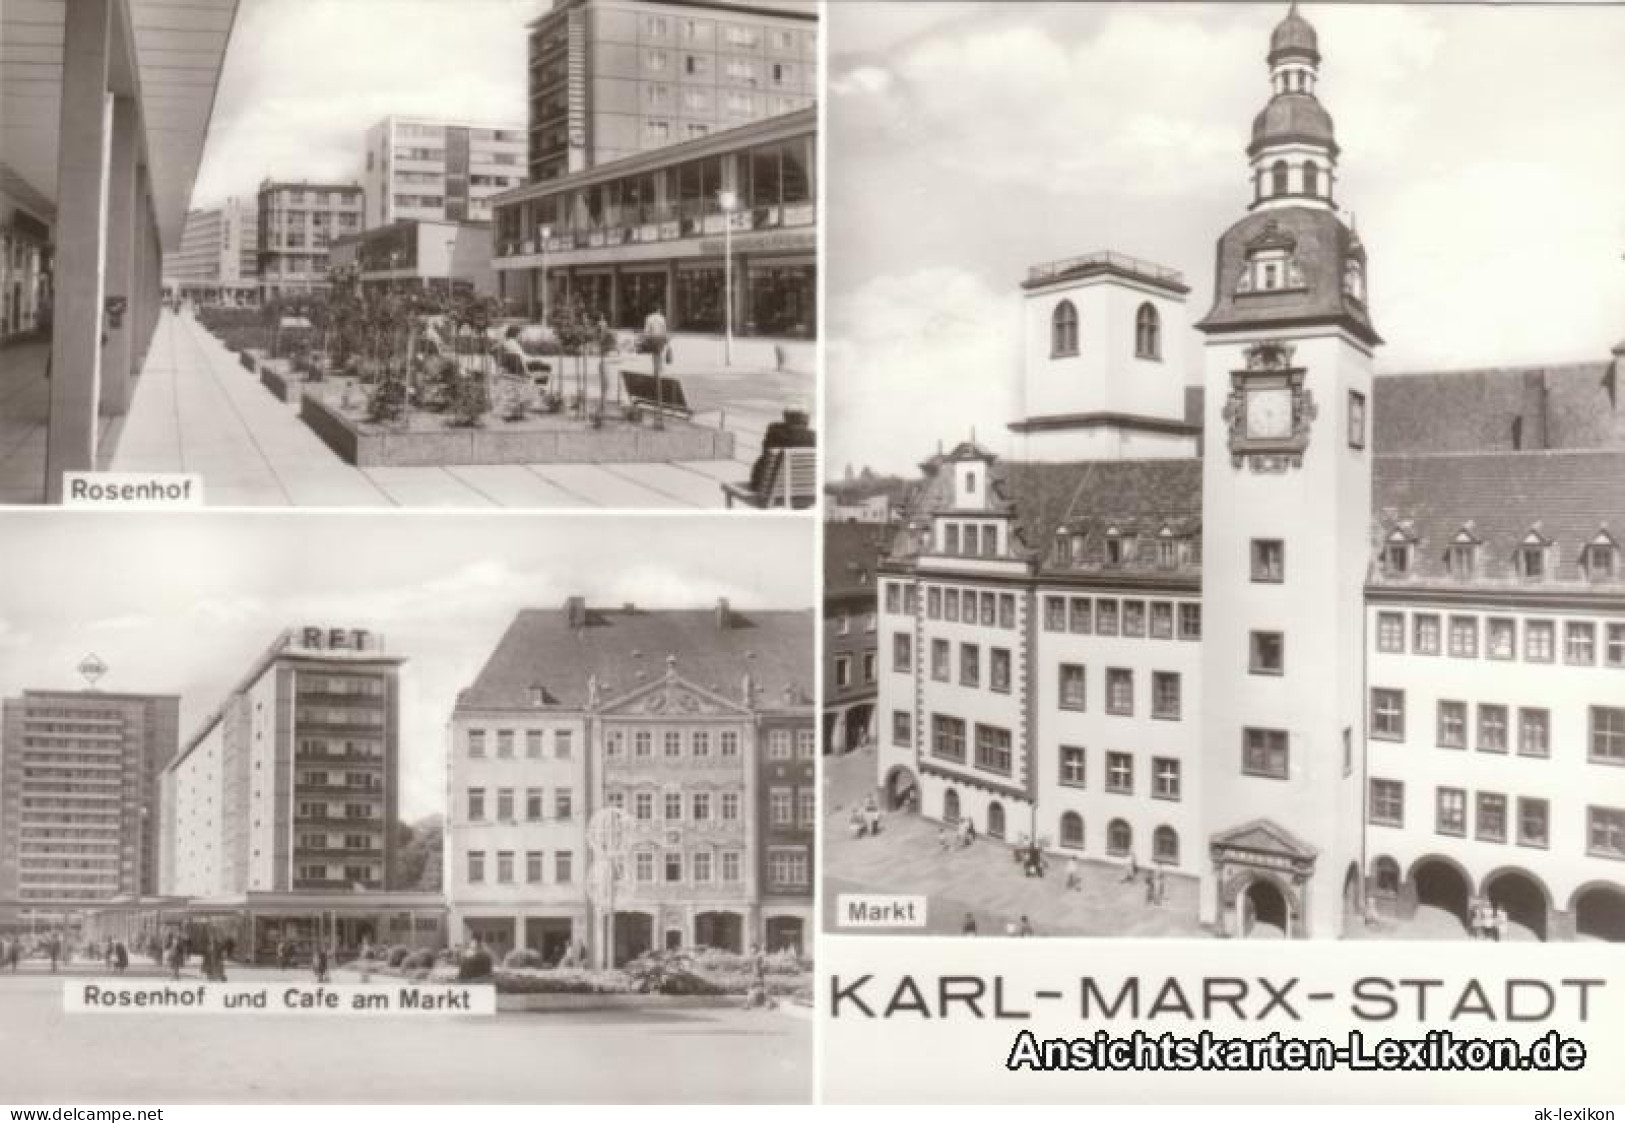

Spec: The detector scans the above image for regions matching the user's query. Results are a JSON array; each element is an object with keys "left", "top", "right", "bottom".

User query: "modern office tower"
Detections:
[
  {"left": 255, "top": 180, "right": 365, "bottom": 300},
  {"left": 162, "top": 197, "right": 259, "bottom": 305}
]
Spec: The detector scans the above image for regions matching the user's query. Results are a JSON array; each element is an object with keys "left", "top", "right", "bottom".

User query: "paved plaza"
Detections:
[
  {"left": 0, "top": 966, "right": 810, "bottom": 1103},
  {"left": 0, "top": 310, "right": 812, "bottom": 507},
  {"left": 822, "top": 748, "right": 1207, "bottom": 939}
]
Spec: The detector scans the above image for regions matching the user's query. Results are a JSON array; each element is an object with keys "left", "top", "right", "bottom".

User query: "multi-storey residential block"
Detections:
[
  {"left": 0, "top": 690, "right": 179, "bottom": 910},
  {"left": 448, "top": 597, "right": 814, "bottom": 964},
  {"left": 255, "top": 180, "right": 365, "bottom": 300},
  {"left": 162, "top": 198, "right": 258, "bottom": 305},
  {"left": 866, "top": 4, "right": 1625, "bottom": 943},
  {"left": 361, "top": 116, "right": 527, "bottom": 230},
  {"left": 526, "top": 0, "right": 818, "bottom": 183}
]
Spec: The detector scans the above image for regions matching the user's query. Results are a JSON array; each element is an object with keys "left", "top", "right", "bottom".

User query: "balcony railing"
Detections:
[{"left": 496, "top": 201, "right": 814, "bottom": 260}]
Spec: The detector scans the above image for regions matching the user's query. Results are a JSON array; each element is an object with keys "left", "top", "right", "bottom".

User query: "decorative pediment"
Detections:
[
  {"left": 598, "top": 674, "right": 749, "bottom": 718},
  {"left": 1451, "top": 524, "right": 1480, "bottom": 545},
  {"left": 1210, "top": 818, "right": 1318, "bottom": 861},
  {"left": 1245, "top": 219, "right": 1298, "bottom": 255},
  {"left": 1242, "top": 339, "right": 1298, "bottom": 372}
]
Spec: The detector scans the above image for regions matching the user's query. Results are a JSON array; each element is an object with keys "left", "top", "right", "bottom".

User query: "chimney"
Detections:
[
  {"left": 565, "top": 596, "right": 586, "bottom": 629},
  {"left": 716, "top": 597, "right": 731, "bottom": 630},
  {"left": 1519, "top": 370, "right": 1549, "bottom": 451}
]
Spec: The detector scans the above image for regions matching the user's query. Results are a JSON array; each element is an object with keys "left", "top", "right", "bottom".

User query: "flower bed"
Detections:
[
  {"left": 260, "top": 363, "right": 304, "bottom": 404},
  {"left": 299, "top": 385, "right": 735, "bottom": 468}
]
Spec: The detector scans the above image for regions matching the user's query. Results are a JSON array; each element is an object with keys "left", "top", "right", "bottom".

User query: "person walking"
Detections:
[
  {"left": 1124, "top": 854, "right": 1139, "bottom": 883},
  {"left": 961, "top": 913, "right": 978, "bottom": 937},
  {"left": 1066, "top": 856, "right": 1083, "bottom": 892},
  {"left": 1018, "top": 915, "right": 1034, "bottom": 938},
  {"left": 47, "top": 934, "right": 60, "bottom": 974},
  {"left": 642, "top": 305, "right": 669, "bottom": 428},
  {"left": 1153, "top": 869, "right": 1167, "bottom": 907},
  {"left": 167, "top": 936, "right": 184, "bottom": 982},
  {"left": 1144, "top": 869, "right": 1157, "bottom": 905},
  {"left": 1493, "top": 904, "right": 1508, "bottom": 943},
  {"left": 313, "top": 941, "right": 331, "bottom": 985}
]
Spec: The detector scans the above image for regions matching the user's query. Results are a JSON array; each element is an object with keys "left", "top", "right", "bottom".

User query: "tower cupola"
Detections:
[{"left": 1249, "top": 2, "right": 1337, "bottom": 211}]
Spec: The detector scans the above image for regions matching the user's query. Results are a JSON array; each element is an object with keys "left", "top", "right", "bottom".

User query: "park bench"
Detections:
[
  {"left": 621, "top": 369, "right": 693, "bottom": 420},
  {"left": 722, "top": 446, "right": 817, "bottom": 509}
]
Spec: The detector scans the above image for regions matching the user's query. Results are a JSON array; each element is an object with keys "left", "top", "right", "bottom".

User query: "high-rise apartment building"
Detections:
[
  {"left": 255, "top": 180, "right": 365, "bottom": 300},
  {"left": 526, "top": 0, "right": 818, "bottom": 182},
  {"left": 162, "top": 197, "right": 259, "bottom": 305},
  {"left": 0, "top": 689, "right": 179, "bottom": 904},
  {"left": 361, "top": 116, "right": 527, "bottom": 231},
  {"left": 161, "top": 626, "right": 404, "bottom": 899}
]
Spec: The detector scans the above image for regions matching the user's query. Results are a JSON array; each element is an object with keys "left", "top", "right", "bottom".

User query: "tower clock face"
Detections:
[{"left": 1245, "top": 385, "right": 1293, "bottom": 440}]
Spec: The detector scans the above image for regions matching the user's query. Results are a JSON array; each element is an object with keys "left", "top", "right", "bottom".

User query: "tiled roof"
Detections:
[
  {"left": 1373, "top": 363, "right": 1625, "bottom": 455},
  {"left": 455, "top": 605, "right": 813, "bottom": 712},
  {"left": 825, "top": 522, "right": 887, "bottom": 600},
  {"left": 1371, "top": 450, "right": 1625, "bottom": 590},
  {"left": 1046, "top": 459, "right": 1204, "bottom": 576}
]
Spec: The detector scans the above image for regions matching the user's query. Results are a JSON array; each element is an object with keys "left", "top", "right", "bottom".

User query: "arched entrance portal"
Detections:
[
  {"left": 765, "top": 916, "right": 805, "bottom": 955},
  {"left": 943, "top": 788, "right": 960, "bottom": 823},
  {"left": 612, "top": 911, "right": 653, "bottom": 966},
  {"left": 695, "top": 910, "right": 744, "bottom": 953},
  {"left": 1244, "top": 879, "right": 1288, "bottom": 938},
  {"left": 1484, "top": 870, "right": 1549, "bottom": 941},
  {"left": 1411, "top": 857, "right": 1471, "bottom": 931},
  {"left": 884, "top": 766, "right": 918, "bottom": 812},
  {"left": 1574, "top": 885, "right": 1625, "bottom": 942}
]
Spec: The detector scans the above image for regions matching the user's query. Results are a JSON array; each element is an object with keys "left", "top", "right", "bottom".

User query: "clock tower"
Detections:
[{"left": 1195, "top": 3, "right": 1381, "bottom": 938}]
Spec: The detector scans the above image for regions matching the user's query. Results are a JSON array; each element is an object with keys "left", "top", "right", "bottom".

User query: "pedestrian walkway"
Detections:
[{"left": 72, "top": 309, "right": 803, "bottom": 508}]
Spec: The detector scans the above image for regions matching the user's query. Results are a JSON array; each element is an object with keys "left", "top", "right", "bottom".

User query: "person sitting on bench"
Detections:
[
  {"left": 499, "top": 325, "right": 528, "bottom": 376},
  {"left": 748, "top": 408, "right": 815, "bottom": 494}
]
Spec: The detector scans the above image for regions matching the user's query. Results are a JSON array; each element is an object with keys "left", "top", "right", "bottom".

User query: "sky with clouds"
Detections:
[
  {"left": 0, "top": 512, "right": 812, "bottom": 820},
  {"left": 192, "top": 0, "right": 536, "bottom": 207},
  {"left": 824, "top": 2, "right": 1625, "bottom": 476}
]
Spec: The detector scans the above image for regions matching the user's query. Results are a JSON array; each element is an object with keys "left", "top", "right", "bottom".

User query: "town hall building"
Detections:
[{"left": 871, "top": 5, "right": 1625, "bottom": 942}]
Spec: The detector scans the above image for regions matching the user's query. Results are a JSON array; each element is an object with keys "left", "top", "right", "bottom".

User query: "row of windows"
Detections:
[
  {"left": 938, "top": 521, "right": 1007, "bottom": 559},
  {"left": 465, "top": 787, "right": 575, "bottom": 823},
  {"left": 927, "top": 716, "right": 1013, "bottom": 778},
  {"left": 605, "top": 788, "right": 743, "bottom": 825},
  {"left": 1055, "top": 745, "right": 1183, "bottom": 800},
  {"left": 637, "top": 15, "right": 807, "bottom": 54},
  {"left": 1056, "top": 665, "right": 1183, "bottom": 720},
  {"left": 831, "top": 652, "right": 877, "bottom": 690},
  {"left": 832, "top": 610, "right": 878, "bottom": 635},
  {"left": 467, "top": 728, "right": 574, "bottom": 760},
  {"left": 297, "top": 706, "right": 385, "bottom": 726},
  {"left": 296, "top": 863, "right": 379, "bottom": 883},
  {"left": 298, "top": 737, "right": 382, "bottom": 759},
  {"left": 1051, "top": 531, "right": 1197, "bottom": 570},
  {"left": 1374, "top": 610, "right": 1625, "bottom": 667},
  {"left": 1379, "top": 535, "right": 1618, "bottom": 584},
  {"left": 298, "top": 675, "right": 384, "bottom": 697},
  {"left": 1368, "top": 781, "right": 1625, "bottom": 859},
  {"left": 295, "top": 801, "right": 380, "bottom": 820},
  {"left": 603, "top": 726, "right": 814, "bottom": 760},
  {"left": 928, "top": 640, "right": 1013, "bottom": 693},
  {"left": 1058, "top": 814, "right": 1180, "bottom": 863},
  {"left": 1050, "top": 300, "right": 1162, "bottom": 360},
  {"left": 465, "top": 849, "right": 575, "bottom": 885},
  {"left": 297, "top": 770, "right": 380, "bottom": 790},
  {"left": 1042, "top": 596, "right": 1202, "bottom": 641},
  {"left": 926, "top": 586, "right": 1017, "bottom": 629},
  {"left": 1370, "top": 692, "right": 1623, "bottom": 764}
]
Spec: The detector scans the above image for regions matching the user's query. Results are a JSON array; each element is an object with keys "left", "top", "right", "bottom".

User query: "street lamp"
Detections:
[
  {"left": 539, "top": 225, "right": 552, "bottom": 327},
  {"left": 718, "top": 190, "right": 738, "bottom": 367},
  {"left": 444, "top": 239, "right": 457, "bottom": 298}
]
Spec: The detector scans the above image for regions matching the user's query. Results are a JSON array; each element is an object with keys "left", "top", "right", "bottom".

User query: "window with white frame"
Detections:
[
  {"left": 1152, "top": 757, "right": 1181, "bottom": 800},
  {"left": 1105, "top": 751, "right": 1133, "bottom": 794},
  {"left": 1059, "top": 746, "right": 1086, "bottom": 788},
  {"left": 1592, "top": 706, "right": 1625, "bottom": 764},
  {"left": 1369, "top": 779, "right": 1403, "bottom": 826}
]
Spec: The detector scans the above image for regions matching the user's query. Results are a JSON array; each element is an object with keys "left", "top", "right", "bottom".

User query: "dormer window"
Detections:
[
  {"left": 1446, "top": 531, "right": 1479, "bottom": 579},
  {"left": 1053, "top": 530, "right": 1071, "bottom": 567},
  {"left": 1158, "top": 538, "right": 1180, "bottom": 569},
  {"left": 1585, "top": 534, "right": 1617, "bottom": 582},
  {"left": 964, "top": 471, "right": 977, "bottom": 496},
  {"left": 1380, "top": 533, "right": 1413, "bottom": 577},
  {"left": 1135, "top": 303, "right": 1161, "bottom": 359},
  {"left": 1051, "top": 300, "right": 1078, "bottom": 357},
  {"left": 1518, "top": 532, "right": 1549, "bottom": 582},
  {"left": 1105, "top": 532, "right": 1136, "bottom": 566}
]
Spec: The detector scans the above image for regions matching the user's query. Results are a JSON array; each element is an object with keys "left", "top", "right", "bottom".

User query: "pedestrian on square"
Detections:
[
  {"left": 167, "top": 937, "right": 184, "bottom": 981},
  {"left": 643, "top": 305, "right": 670, "bottom": 426},
  {"left": 961, "top": 913, "right": 978, "bottom": 936},
  {"left": 1124, "top": 854, "right": 1139, "bottom": 883},
  {"left": 1066, "top": 857, "right": 1083, "bottom": 892},
  {"left": 865, "top": 803, "right": 881, "bottom": 837},
  {"left": 1144, "top": 870, "right": 1157, "bottom": 905},
  {"left": 114, "top": 941, "right": 128, "bottom": 974},
  {"left": 1018, "top": 915, "right": 1034, "bottom": 938},
  {"left": 937, "top": 826, "right": 952, "bottom": 852},
  {"left": 1154, "top": 869, "right": 1167, "bottom": 906},
  {"left": 47, "top": 934, "right": 60, "bottom": 974},
  {"left": 313, "top": 942, "right": 330, "bottom": 984},
  {"left": 1493, "top": 904, "right": 1508, "bottom": 943}
]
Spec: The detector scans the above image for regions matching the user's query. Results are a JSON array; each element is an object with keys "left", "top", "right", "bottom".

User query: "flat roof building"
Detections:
[
  {"left": 1, "top": 689, "right": 179, "bottom": 907},
  {"left": 255, "top": 179, "right": 365, "bottom": 301},
  {"left": 162, "top": 197, "right": 258, "bottom": 305},
  {"left": 329, "top": 218, "right": 497, "bottom": 297},
  {"left": 526, "top": 0, "right": 818, "bottom": 183},
  {"left": 362, "top": 116, "right": 527, "bottom": 231},
  {"left": 492, "top": 106, "right": 815, "bottom": 337}
]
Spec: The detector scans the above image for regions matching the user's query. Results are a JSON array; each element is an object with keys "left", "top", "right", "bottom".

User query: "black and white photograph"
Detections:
[
  {"left": 821, "top": 1, "right": 1625, "bottom": 946},
  {"left": 0, "top": 510, "right": 814, "bottom": 1103},
  {"left": 1, "top": 0, "right": 818, "bottom": 509}
]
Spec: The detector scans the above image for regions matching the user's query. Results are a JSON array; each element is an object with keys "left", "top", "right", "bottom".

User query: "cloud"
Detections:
[
  {"left": 0, "top": 619, "right": 31, "bottom": 651},
  {"left": 826, "top": 267, "right": 1021, "bottom": 477}
]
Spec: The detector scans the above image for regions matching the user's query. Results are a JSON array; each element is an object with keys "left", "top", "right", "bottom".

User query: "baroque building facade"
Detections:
[{"left": 871, "top": 5, "right": 1625, "bottom": 942}]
